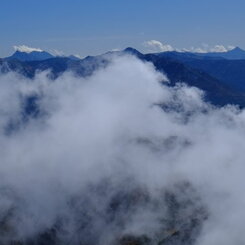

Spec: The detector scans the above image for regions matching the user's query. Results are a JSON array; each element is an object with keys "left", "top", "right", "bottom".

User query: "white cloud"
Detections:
[
  {"left": 49, "top": 49, "right": 65, "bottom": 56},
  {"left": 143, "top": 40, "right": 174, "bottom": 52},
  {"left": 182, "top": 46, "right": 207, "bottom": 53},
  {"left": 209, "top": 45, "right": 230, "bottom": 52},
  {"left": 184, "top": 44, "right": 236, "bottom": 53},
  {"left": 13, "top": 45, "right": 43, "bottom": 53},
  {"left": 1, "top": 54, "right": 245, "bottom": 244},
  {"left": 71, "top": 54, "right": 84, "bottom": 59},
  {"left": 143, "top": 41, "right": 236, "bottom": 54},
  {"left": 110, "top": 48, "right": 121, "bottom": 52}
]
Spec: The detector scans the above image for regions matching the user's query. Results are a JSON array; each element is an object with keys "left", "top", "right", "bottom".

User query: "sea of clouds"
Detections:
[{"left": 0, "top": 54, "right": 245, "bottom": 245}]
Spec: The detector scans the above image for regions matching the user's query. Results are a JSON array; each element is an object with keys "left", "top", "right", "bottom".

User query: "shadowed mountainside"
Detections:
[{"left": 1, "top": 47, "right": 245, "bottom": 107}]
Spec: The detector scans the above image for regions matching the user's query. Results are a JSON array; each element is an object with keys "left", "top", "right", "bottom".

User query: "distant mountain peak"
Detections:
[
  {"left": 229, "top": 46, "right": 244, "bottom": 53},
  {"left": 123, "top": 47, "right": 144, "bottom": 58},
  {"left": 124, "top": 47, "right": 139, "bottom": 53},
  {"left": 232, "top": 46, "right": 242, "bottom": 51},
  {"left": 6, "top": 50, "right": 54, "bottom": 62}
]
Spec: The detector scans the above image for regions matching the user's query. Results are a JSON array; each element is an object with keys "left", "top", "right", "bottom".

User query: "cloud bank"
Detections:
[
  {"left": 143, "top": 40, "right": 235, "bottom": 53},
  {"left": 0, "top": 54, "right": 245, "bottom": 245},
  {"left": 185, "top": 44, "right": 235, "bottom": 53}
]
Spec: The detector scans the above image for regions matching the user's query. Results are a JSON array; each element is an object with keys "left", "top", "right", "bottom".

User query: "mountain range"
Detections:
[{"left": 1, "top": 47, "right": 245, "bottom": 107}]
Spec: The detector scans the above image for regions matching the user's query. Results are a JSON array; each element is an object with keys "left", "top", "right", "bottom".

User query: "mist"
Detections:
[{"left": 0, "top": 54, "right": 245, "bottom": 245}]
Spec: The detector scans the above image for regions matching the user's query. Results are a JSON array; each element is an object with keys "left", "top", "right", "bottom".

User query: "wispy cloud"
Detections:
[
  {"left": 184, "top": 44, "right": 235, "bottom": 53},
  {"left": 143, "top": 40, "right": 174, "bottom": 52},
  {"left": 142, "top": 40, "right": 236, "bottom": 53},
  {"left": 49, "top": 49, "right": 65, "bottom": 56},
  {"left": 13, "top": 45, "right": 43, "bottom": 53}
]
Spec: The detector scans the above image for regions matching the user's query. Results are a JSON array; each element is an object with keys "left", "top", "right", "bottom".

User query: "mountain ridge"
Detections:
[
  {"left": 5, "top": 50, "right": 54, "bottom": 61},
  {"left": 1, "top": 47, "right": 245, "bottom": 107}
]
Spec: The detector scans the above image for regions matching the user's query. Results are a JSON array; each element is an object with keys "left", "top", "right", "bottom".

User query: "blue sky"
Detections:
[{"left": 1, "top": 0, "right": 245, "bottom": 57}]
